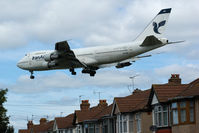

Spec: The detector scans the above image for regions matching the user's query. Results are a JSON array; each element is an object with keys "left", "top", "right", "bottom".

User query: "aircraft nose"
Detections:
[
  {"left": 17, "top": 58, "right": 27, "bottom": 69},
  {"left": 17, "top": 60, "right": 23, "bottom": 69}
]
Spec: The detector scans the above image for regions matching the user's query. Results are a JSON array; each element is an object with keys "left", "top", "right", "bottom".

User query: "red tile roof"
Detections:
[
  {"left": 114, "top": 89, "right": 151, "bottom": 113},
  {"left": 178, "top": 78, "right": 199, "bottom": 97},
  {"left": 152, "top": 84, "right": 188, "bottom": 103},
  {"left": 31, "top": 120, "right": 54, "bottom": 133},
  {"left": 91, "top": 104, "right": 113, "bottom": 120},
  {"left": 74, "top": 104, "right": 110, "bottom": 123},
  {"left": 18, "top": 129, "right": 30, "bottom": 133},
  {"left": 55, "top": 113, "right": 74, "bottom": 129}
]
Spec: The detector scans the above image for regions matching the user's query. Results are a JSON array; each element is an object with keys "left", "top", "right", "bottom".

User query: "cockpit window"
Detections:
[{"left": 25, "top": 54, "right": 27, "bottom": 56}]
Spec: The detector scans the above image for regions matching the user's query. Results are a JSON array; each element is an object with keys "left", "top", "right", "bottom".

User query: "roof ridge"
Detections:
[
  {"left": 90, "top": 104, "right": 112, "bottom": 120},
  {"left": 177, "top": 78, "right": 199, "bottom": 96}
]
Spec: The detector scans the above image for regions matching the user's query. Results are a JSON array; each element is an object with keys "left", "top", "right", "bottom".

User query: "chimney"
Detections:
[
  {"left": 27, "top": 121, "right": 33, "bottom": 130},
  {"left": 98, "top": 100, "right": 108, "bottom": 107},
  {"left": 168, "top": 74, "right": 181, "bottom": 84},
  {"left": 39, "top": 118, "right": 47, "bottom": 125},
  {"left": 80, "top": 100, "right": 90, "bottom": 111},
  {"left": 132, "top": 88, "right": 142, "bottom": 94}
]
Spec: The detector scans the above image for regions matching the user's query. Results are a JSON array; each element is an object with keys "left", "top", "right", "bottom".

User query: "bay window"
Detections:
[
  {"left": 171, "top": 100, "right": 195, "bottom": 125},
  {"left": 117, "top": 114, "right": 134, "bottom": 133},
  {"left": 171, "top": 102, "right": 178, "bottom": 124},
  {"left": 154, "top": 105, "right": 168, "bottom": 127}
]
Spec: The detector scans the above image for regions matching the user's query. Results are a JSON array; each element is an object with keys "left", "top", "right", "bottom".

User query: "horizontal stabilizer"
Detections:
[
  {"left": 167, "top": 40, "right": 185, "bottom": 44},
  {"left": 140, "top": 35, "right": 162, "bottom": 47}
]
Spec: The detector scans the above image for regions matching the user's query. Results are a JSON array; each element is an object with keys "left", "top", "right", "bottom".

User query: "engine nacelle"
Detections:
[
  {"left": 116, "top": 62, "right": 131, "bottom": 68},
  {"left": 48, "top": 61, "right": 58, "bottom": 68},
  {"left": 159, "top": 38, "right": 168, "bottom": 44},
  {"left": 44, "top": 52, "right": 59, "bottom": 61},
  {"left": 41, "top": 61, "right": 58, "bottom": 69}
]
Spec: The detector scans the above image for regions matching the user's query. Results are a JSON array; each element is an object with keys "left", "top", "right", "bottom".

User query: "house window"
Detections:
[
  {"left": 171, "top": 102, "right": 178, "bottom": 124},
  {"left": 59, "top": 130, "right": 63, "bottom": 133},
  {"left": 129, "top": 114, "right": 134, "bottom": 133},
  {"left": 88, "top": 124, "right": 94, "bottom": 133},
  {"left": 95, "top": 124, "right": 100, "bottom": 133},
  {"left": 120, "top": 115, "right": 122, "bottom": 133},
  {"left": 103, "top": 119, "right": 108, "bottom": 133},
  {"left": 135, "top": 113, "right": 141, "bottom": 133},
  {"left": 85, "top": 124, "right": 88, "bottom": 133},
  {"left": 77, "top": 125, "right": 81, "bottom": 133},
  {"left": 154, "top": 105, "right": 168, "bottom": 127},
  {"left": 180, "top": 101, "right": 186, "bottom": 123},
  {"left": 123, "top": 115, "right": 127, "bottom": 133},
  {"left": 189, "top": 101, "right": 194, "bottom": 122},
  {"left": 171, "top": 100, "right": 195, "bottom": 125}
]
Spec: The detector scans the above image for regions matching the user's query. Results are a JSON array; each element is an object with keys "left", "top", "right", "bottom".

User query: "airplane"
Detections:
[{"left": 17, "top": 8, "right": 182, "bottom": 79}]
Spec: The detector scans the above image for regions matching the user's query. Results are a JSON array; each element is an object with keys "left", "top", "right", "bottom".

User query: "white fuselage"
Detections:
[{"left": 17, "top": 40, "right": 164, "bottom": 71}]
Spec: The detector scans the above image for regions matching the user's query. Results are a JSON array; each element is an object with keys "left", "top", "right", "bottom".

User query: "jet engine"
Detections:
[
  {"left": 41, "top": 61, "right": 58, "bottom": 69},
  {"left": 116, "top": 62, "right": 131, "bottom": 68},
  {"left": 44, "top": 52, "right": 59, "bottom": 61}
]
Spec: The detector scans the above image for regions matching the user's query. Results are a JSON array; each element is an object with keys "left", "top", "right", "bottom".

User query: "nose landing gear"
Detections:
[
  {"left": 69, "top": 68, "right": 76, "bottom": 75},
  {"left": 29, "top": 71, "right": 35, "bottom": 79}
]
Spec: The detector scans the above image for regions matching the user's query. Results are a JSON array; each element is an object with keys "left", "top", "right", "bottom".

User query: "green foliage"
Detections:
[
  {"left": 6, "top": 126, "right": 14, "bottom": 133},
  {"left": 0, "top": 89, "right": 13, "bottom": 133}
]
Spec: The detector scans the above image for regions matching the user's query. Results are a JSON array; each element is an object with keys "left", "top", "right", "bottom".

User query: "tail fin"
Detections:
[{"left": 135, "top": 8, "right": 172, "bottom": 41}]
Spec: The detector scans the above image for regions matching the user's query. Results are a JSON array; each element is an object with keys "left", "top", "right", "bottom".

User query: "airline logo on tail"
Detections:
[{"left": 153, "top": 20, "right": 166, "bottom": 34}]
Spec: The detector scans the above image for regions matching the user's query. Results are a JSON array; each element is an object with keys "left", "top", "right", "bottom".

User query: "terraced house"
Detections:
[
  {"left": 73, "top": 100, "right": 113, "bottom": 133},
  {"left": 148, "top": 74, "right": 199, "bottom": 133},
  {"left": 112, "top": 88, "right": 152, "bottom": 133},
  {"left": 19, "top": 74, "right": 199, "bottom": 133}
]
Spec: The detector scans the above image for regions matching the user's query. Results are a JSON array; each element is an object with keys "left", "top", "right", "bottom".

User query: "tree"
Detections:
[
  {"left": 6, "top": 126, "right": 14, "bottom": 133},
  {"left": 0, "top": 89, "right": 10, "bottom": 133}
]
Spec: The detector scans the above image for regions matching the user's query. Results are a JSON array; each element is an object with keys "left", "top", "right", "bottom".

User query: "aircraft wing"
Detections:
[
  {"left": 55, "top": 41, "right": 86, "bottom": 68},
  {"left": 98, "top": 55, "right": 151, "bottom": 68}
]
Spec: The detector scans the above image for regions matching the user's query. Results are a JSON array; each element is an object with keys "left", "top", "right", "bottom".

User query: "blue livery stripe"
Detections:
[{"left": 158, "top": 8, "right": 172, "bottom": 15}]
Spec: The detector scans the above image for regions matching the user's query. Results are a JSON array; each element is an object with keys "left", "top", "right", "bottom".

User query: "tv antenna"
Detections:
[
  {"left": 129, "top": 74, "right": 139, "bottom": 92},
  {"left": 79, "top": 95, "right": 84, "bottom": 104},
  {"left": 93, "top": 90, "right": 103, "bottom": 100}
]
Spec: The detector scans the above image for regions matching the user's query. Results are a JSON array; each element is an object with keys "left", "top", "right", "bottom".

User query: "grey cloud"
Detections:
[
  {"left": 155, "top": 64, "right": 199, "bottom": 83},
  {"left": 1, "top": 0, "right": 198, "bottom": 50}
]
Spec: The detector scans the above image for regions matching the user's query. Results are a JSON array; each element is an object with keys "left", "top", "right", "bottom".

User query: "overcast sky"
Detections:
[{"left": 0, "top": 0, "right": 199, "bottom": 132}]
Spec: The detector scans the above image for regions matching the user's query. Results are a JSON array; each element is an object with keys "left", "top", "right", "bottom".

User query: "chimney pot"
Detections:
[
  {"left": 168, "top": 74, "right": 181, "bottom": 84},
  {"left": 80, "top": 100, "right": 90, "bottom": 110},
  {"left": 133, "top": 88, "right": 142, "bottom": 94},
  {"left": 40, "top": 118, "right": 47, "bottom": 125},
  {"left": 98, "top": 100, "right": 108, "bottom": 107},
  {"left": 27, "top": 121, "right": 33, "bottom": 130}
]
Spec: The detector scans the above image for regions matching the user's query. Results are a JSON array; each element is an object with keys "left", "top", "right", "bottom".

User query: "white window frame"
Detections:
[
  {"left": 117, "top": 114, "right": 134, "bottom": 133},
  {"left": 129, "top": 114, "right": 134, "bottom": 133},
  {"left": 135, "top": 113, "right": 141, "bottom": 133},
  {"left": 154, "top": 105, "right": 168, "bottom": 127}
]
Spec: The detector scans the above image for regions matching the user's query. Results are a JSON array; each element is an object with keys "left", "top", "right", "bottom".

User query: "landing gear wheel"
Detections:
[
  {"left": 30, "top": 75, "right": 35, "bottom": 79},
  {"left": 72, "top": 71, "right": 76, "bottom": 75},
  {"left": 70, "top": 68, "right": 76, "bottom": 75},
  {"left": 90, "top": 71, "right": 96, "bottom": 77},
  {"left": 29, "top": 71, "right": 35, "bottom": 79}
]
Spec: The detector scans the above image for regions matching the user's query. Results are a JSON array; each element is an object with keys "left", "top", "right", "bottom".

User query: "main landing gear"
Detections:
[
  {"left": 69, "top": 68, "right": 76, "bottom": 75},
  {"left": 82, "top": 69, "right": 96, "bottom": 77},
  {"left": 29, "top": 71, "right": 35, "bottom": 79},
  {"left": 70, "top": 68, "right": 96, "bottom": 76}
]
